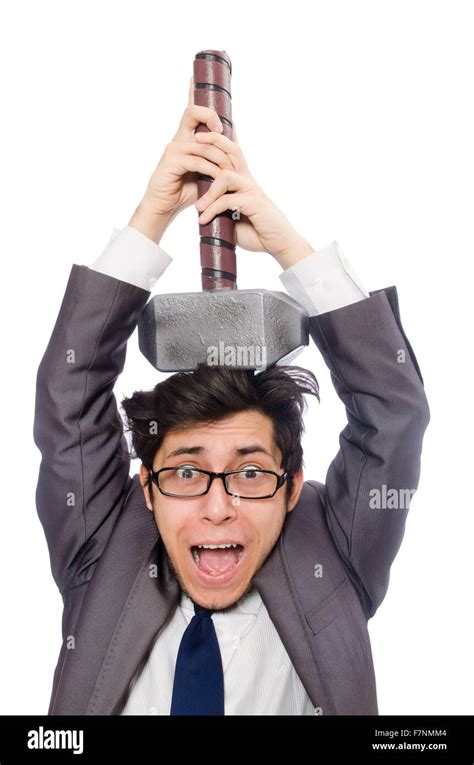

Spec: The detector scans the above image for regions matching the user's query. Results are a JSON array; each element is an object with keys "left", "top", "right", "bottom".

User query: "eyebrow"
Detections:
[{"left": 165, "top": 444, "right": 274, "bottom": 460}]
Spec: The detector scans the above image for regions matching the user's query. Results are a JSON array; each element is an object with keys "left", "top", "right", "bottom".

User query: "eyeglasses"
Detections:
[{"left": 148, "top": 466, "right": 289, "bottom": 499}]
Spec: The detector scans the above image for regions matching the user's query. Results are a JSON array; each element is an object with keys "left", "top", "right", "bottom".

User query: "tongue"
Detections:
[{"left": 199, "top": 547, "right": 240, "bottom": 575}]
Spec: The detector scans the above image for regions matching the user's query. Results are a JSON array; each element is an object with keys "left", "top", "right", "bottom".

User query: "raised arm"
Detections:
[
  {"left": 308, "top": 285, "right": 430, "bottom": 618},
  {"left": 33, "top": 265, "right": 151, "bottom": 594}
]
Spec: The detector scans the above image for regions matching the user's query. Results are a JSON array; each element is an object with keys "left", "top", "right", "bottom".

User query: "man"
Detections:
[{"left": 33, "top": 85, "right": 430, "bottom": 715}]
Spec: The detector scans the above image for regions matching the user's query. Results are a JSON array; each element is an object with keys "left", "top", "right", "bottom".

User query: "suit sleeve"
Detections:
[
  {"left": 309, "top": 285, "right": 430, "bottom": 618},
  {"left": 33, "top": 264, "right": 151, "bottom": 594}
]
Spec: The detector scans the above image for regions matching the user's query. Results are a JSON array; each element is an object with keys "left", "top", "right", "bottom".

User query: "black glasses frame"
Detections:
[{"left": 148, "top": 466, "right": 289, "bottom": 500}]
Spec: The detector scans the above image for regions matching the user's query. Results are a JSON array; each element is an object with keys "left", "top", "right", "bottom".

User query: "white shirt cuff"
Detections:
[
  {"left": 89, "top": 225, "right": 173, "bottom": 291},
  {"left": 278, "top": 240, "right": 370, "bottom": 316}
]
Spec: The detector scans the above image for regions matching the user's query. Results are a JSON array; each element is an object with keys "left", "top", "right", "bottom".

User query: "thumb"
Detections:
[{"left": 188, "top": 75, "right": 194, "bottom": 107}]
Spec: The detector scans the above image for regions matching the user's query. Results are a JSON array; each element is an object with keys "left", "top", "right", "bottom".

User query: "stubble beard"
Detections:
[{"left": 157, "top": 502, "right": 289, "bottom": 613}]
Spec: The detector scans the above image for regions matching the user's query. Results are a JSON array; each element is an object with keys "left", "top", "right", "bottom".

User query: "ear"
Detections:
[
  {"left": 140, "top": 464, "right": 153, "bottom": 512},
  {"left": 286, "top": 467, "right": 304, "bottom": 513}
]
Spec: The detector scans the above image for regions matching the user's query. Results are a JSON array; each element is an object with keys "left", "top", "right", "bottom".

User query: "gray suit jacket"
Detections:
[{"left": 33, "top": 264, "right": 430, "bottom": 715}]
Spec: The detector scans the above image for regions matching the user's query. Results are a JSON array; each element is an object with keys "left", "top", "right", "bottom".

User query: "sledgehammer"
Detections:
[{"left": 138, "top": 49, "right": 309, "bottom": 372}]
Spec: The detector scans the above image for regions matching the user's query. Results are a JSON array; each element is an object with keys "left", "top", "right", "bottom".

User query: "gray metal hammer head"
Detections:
[
  {"left": 137, "top": 49, "right": 309, "bottom": 372},
  {"left": 138, "top": 288, "right": 308, "bottom": 372}
]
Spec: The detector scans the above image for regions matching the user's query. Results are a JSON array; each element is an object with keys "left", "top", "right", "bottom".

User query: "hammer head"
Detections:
[{"left": 138, "top": 289, "right": 309, "bottom": 372}]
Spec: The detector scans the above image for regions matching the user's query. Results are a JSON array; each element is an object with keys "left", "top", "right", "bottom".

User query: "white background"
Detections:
[{"left": 0, "top": 0, "right": 472, "bottom": 715}]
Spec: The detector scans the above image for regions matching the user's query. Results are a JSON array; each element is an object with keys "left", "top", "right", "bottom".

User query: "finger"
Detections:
[
  {"left": 197, "top": 191, "right": 244, "bottom": 225},
  {"left": 180, "top": 140, "right": 234, "bottom": 171},
  {"left": 187, "top": 133, "right": 238, "bottom": 171},
  {"left": 174, "top": 104, "right": 223, "bottom": 140},
  {"left": 231, "top": 121, "right": 238, "bottom": 142},
  {"left": 194, "top": 130, "right": 246, "bottom": 171},
  {"left": 196, "top": 170, "right": 241, "bottom": 208},
  {"left": 176, "top": 153, "right": 224, "bottom": 179},
  {"left": 187, "top": 75, "right": 194, "bottom": 107}
]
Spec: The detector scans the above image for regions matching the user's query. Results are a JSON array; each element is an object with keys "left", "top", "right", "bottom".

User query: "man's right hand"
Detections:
[{"left": 128, "top": 77, "right": 235, "bottom": 243}]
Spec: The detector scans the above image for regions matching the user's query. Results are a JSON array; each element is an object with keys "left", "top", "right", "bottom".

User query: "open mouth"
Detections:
[{"left": 190, "top": 542, "right": 245, "bottom": 580}]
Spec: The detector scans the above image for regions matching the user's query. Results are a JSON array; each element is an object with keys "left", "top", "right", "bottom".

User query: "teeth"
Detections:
[
  {"left": 197, "top": 543, "right": 238, "bottom": 549},
  {"left": 191, "top": 543, "right": 244, "bottom": 569}
]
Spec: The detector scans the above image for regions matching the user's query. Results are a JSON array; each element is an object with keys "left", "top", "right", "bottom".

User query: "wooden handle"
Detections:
[{"left": 193, "top": 49, "right": 237, "bottom": 291}]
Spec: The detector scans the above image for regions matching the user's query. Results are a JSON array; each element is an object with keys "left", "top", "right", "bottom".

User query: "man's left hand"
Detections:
[{"left": 193, "top": 129, "right": 314, "bottom": 269}]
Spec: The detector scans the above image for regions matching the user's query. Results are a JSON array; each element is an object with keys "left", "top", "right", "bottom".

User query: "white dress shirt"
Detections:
[
  {"left": 86, "top": 224, "right": 370, "bottom": 715},
  {"left": 89, "top": 225, "right": 370, "bottom": 316},
  {"left": 120, "top": 588, "right": 316, "bottom": 716}
]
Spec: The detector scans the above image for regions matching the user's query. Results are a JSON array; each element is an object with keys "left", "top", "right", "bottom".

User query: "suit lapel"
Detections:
[
  {"left": 50, "top": 482, "right": 180, "bottom": 715},
  {"left": 85, "top": 536, "right": 180, "bottom": 714},
  {"left": 253, "top": 535, "right": 335, "bottom": 714}
]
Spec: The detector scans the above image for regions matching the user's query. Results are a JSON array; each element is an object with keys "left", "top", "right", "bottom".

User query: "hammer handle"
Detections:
[{"left": 193, "top": 49, "right": 237, "bottom": 291}]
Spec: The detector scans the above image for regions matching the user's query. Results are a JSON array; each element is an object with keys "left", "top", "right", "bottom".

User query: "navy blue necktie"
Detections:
[{"left": 170, "top": 602, "right": 225, "bottom": 715}]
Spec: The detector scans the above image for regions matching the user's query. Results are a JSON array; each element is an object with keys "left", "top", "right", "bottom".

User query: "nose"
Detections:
[{"left": 199, "top": 474, "right": 239, "bottom": 524}]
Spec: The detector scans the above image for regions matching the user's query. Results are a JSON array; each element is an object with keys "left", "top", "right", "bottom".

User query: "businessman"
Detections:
[{"left": 33, "top": 83, "right": 430, "bottom": 715}]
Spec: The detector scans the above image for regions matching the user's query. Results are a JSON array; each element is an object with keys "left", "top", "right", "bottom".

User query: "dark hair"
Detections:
[{"left": 120, "top": 363, "right": 320, "bottom": 500}]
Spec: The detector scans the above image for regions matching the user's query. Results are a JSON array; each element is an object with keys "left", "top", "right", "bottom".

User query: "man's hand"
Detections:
[
  {"left": 128, "top": 77, "right": 233, "bottom": 243},
  {"left": 192, "top": 129, "right": 314, "bottom": 267},
  {"left": 129, "top": 77, "right": 314, "bottom": 269}
]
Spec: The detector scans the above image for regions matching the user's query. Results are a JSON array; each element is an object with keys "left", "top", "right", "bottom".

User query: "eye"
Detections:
[
  {"left": 175, "top": 466, "right": 201, "bottom": 480},
  {"left": 240, "top": 465, "right": 262, "bottom": 479}
]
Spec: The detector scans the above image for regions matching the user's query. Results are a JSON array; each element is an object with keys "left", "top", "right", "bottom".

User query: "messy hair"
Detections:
[{"left": 121, "top": 363, "right": 320, "bottom": 499}]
